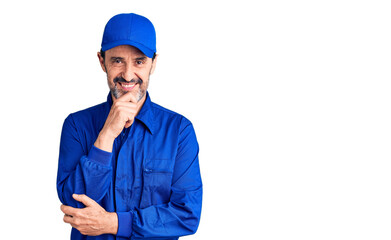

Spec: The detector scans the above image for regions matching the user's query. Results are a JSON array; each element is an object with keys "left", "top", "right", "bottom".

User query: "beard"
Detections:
[{"left": 111, "top": 76, "right": 148, "bottom": 102}]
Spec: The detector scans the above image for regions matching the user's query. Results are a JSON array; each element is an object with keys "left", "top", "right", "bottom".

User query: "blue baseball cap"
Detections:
[{"left": 101, "top": 13, "right": 156, "bottom": 58}]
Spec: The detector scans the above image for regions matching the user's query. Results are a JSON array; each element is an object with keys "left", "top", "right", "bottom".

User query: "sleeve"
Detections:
[
  {"left": 117, "top": 119, "right": 202, "bottom": 239},
  {"left": 56, "top": 114, "right": 113, "bottom": 208}
]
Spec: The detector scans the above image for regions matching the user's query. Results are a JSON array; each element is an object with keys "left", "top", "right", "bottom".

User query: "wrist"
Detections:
[
  {"left": 107, "top": 212, "right": 118, "bottom": 235},
  {"left": 94, "top": 131, "right": 115, "bottom": 152}
]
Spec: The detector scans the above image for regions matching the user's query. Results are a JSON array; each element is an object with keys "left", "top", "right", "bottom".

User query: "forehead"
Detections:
[{"left": 105, "top": 45, "right": 146, "bottom": 58}]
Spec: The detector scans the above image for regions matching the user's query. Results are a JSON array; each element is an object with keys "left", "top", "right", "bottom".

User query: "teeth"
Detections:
[{"left": 122, "top": 84, "right": 135, "bottom": 88}]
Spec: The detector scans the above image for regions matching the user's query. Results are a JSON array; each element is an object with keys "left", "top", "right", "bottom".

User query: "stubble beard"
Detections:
[{"left": 111, "top": 79, "right": 149, "bottom": 102}]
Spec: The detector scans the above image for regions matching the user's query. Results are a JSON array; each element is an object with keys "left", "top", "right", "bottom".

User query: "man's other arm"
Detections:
[{"left": 126, "top": 119, "right": 203, "bottom": 239}]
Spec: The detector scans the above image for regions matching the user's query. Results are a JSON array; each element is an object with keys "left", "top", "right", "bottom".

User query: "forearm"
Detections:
[
  {"left": 94, "top": 130, "right": 116, "bottom": 152},
  {"left": 119, "top": 186, "right": 202, "bottom": 239},
  {"left": 119, "top": 154, "right": 202, "bottom": 238}
]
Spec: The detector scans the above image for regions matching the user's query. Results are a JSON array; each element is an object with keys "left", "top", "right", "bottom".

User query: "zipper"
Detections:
[{"left": 113, "top": 128, "right": 127, "bottom": 212}]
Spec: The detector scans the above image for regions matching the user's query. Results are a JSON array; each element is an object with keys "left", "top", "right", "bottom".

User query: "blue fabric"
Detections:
[{"left": 57, "top": 92, "right": 202, "bottom": 240}]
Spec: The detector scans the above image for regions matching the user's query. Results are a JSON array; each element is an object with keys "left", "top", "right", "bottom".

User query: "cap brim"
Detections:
[{"left": 102, "top": 40, "right": 155, "bottom": 58}]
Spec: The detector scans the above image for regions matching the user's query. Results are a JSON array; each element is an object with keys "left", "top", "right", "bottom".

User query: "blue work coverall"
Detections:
[{"left": 57, "top": 92, "right": 202, "bottom": 240}]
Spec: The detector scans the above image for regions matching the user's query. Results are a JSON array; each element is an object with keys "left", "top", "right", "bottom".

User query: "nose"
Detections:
[{"left": 122, "top": 64, "right": 136, "bottom": 81}]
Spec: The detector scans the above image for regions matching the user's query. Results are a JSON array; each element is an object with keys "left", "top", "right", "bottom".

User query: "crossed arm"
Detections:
[
  {"left": 61, "top": 194, "right": 118, "bottom": 236},
  {"left": 59, "top": 92, "right": 138, "bottom": 235}
]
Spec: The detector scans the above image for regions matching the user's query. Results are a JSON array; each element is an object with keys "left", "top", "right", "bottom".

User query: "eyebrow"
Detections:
[
  {"left": 109, "top": 56, "right": 147, "bottom": 61},
  {"left": 134, "top": 56, "right": 147, "bottom": 61},
  {"left": 110, "top": 57, "right": 124, "bottom": 61}
]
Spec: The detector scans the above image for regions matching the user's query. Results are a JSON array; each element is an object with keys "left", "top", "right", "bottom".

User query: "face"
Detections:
[{"left": 98, "top": 45, "right": 157, "bottom": 102}]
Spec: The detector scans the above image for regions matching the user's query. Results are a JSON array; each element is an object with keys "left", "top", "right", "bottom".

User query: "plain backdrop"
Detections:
[{"left": 1, "top": 0, "right": 391, "bottom": 239}]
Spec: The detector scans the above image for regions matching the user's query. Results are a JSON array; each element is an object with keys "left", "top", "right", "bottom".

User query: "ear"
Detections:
[
  {"left": 150, "top": 54, "right": 158, "bottom": 75},
  {"left": 97, "top": 52, "right": 107, "bottom": 73}
]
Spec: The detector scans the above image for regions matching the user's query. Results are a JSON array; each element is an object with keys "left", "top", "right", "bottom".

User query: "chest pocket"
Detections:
[{"left": 140, "top": 159, "right": 174, "bottom": 209}]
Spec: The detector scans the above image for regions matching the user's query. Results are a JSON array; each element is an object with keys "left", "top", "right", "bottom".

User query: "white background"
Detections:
[{"left": 1, "top": 0, "right": 391, "bottom": 239}]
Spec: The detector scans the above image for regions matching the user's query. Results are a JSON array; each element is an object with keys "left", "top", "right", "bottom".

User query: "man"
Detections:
[{"left": 57, "top": 13, "right": 202, "bottom": 240}]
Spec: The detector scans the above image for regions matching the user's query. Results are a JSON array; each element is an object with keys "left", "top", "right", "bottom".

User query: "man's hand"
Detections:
[
  {"left": 94, "top": 91, "right": 139, "bottom": 152},
  {"left": 61, "top": 194, "right": 118, "bottom": 236}
]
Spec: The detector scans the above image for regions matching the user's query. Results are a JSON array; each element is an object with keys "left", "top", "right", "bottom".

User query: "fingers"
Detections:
[
  {"left": 63, "top": 214, "right": 82, "bottom": 234},
  {"left": 61, "top": 204, "right": 77, "bottom": 217},
  {"left": 124, "top": 120, "right": 132, "bottom": 128},
  {"left": 111, "top": 102, "right": 138, "bottom": 124},
  {"left": 63, "top": 214, "right": 74, "bottom": 224},
  {"left": 72, "top": 194, "right": 98, "bottom": 207},
  {"left": 98, "top": 93, "right": 138, "bottom": 141},
  {"left": 61, "top": 197, "right": 109, "bottom": 236},
  {"left": 111, "top": 101, "right": 138, "bottom": 114},
  {"left": 116, "top": 91, "right": 137, "bottom": 103}
]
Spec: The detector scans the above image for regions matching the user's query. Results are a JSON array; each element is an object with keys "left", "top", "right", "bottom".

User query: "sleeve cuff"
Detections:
[
  {"left": 116, "top": 211, "right": 133, "bottom": 238},
  {"left": 87, "top": 145, "right": 112, "bottom": 166}
]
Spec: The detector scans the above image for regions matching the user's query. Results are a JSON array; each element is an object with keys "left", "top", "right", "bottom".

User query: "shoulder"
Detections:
[
  {"left": 150, "top": 101, "right": 193, "bottom": 131},
  {"left": 71, "top": 102, "right": 107, "bottom": 121},
  {"left": 63, "top": 101, "right": 108, "bottom": 132},
  {"left": 77, "top": 102, "right": 107, "bottom": 113},
  {"left": 148, "top": 100, "right": 199, "bottom": 153}
]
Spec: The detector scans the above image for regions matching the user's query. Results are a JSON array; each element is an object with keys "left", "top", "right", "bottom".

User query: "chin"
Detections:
[{"left": 111, "top": 87, "right": 145, "bottom": 102}]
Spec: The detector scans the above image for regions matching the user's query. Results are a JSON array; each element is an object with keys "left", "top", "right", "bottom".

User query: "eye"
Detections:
[
  {"left": 111, "top": 57, "right": 123, "bottom": 64},
  {"left": 135, "top": 57, "right": 147, "bottom": 66}
]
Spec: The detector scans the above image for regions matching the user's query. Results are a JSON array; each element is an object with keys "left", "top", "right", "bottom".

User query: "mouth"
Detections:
[{"left": 118, "top": 82, "right": 138, "bottom": 91}]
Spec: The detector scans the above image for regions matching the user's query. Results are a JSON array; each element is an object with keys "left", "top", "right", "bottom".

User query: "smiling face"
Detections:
[{"left": 98, "top": 45, "right": 157, "bottom": 102}]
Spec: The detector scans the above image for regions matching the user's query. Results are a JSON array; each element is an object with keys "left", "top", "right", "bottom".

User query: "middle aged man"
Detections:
[{"left": 57, "top": 13, "right": 202, "bottom": 240}]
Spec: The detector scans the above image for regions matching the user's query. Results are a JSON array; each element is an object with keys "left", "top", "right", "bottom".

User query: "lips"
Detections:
[{"left": 119, "top": 82, "right": 137, "bottom": 91}]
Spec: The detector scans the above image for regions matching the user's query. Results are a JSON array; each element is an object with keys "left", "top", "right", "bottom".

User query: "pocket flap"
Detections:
[{"left": 144, "top": 159, "right": 174, "bottom": 173}]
